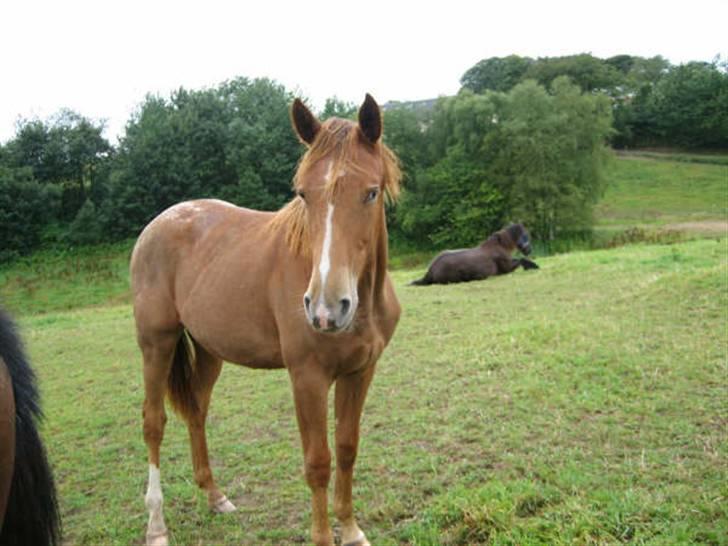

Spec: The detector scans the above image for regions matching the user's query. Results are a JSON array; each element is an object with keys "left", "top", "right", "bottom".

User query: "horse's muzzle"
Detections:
[{"left": 304, "top": 295, "right": 355, "bottom": 333}]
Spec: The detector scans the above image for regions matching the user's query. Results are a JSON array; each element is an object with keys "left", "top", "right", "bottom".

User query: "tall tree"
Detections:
[
  {"left": 5, "top": 111, "right": 110, "bottom": 220},
  {"left": 460, "top": 55, "right": 534, "bottom": 93},
  {"left": 396, "top": 79, "right": 612, "bottom": 245},
  {"left": 523, "top": 53, "right": 624, "bottom": 93},
  {"left": 0, "top": 166, "right": 59, "bottom": 259},
  {"left": 105, "top": 78, "right": 302, "bottom": 237},
  {"left": 320, "top": 97, "right": 357, "bottom": 120}
]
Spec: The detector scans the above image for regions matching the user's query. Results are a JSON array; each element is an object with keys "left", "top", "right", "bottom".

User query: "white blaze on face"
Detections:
[
  {"left": 319, "top": 202, "right": 334, "bottom": 288},
  {"left": 318, "top": 161, "right": 335, "bottom": 290}
]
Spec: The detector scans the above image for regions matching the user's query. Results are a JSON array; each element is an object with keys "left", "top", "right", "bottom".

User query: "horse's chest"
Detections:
[{"left": 320, "top": 333, "right": 385, "bottom": 376}]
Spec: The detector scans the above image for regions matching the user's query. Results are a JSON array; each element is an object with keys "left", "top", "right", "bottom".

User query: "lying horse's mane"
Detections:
[
  {"left": 270, "top": 117, "right": 401, "bottom": 257},
  {"left": 485, "top": 223, "right": 523, "bottom": 248}
]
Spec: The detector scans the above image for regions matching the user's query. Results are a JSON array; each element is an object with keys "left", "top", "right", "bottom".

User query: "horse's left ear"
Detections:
[
  {"left": 291, "top": 98, "right": 321, "bottom": 146},
  {"left": 358, "top": 93, "right": 382, "bottom": 144}
]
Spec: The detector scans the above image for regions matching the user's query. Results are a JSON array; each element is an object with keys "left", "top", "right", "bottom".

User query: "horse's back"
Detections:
[
  {"left": 131, "top": 199, "right": 273, "bottom": 300},
  {"left": 425, "top": 247, "right": 495, "bottom": 284}
]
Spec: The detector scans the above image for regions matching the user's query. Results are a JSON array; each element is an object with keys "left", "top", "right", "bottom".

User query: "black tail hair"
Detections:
[
  {"left": 166, "top": 330, "right": 200, "bottom": 421},
  {"left": 0, "top": 308, "right": 61, "bottom": 546}
]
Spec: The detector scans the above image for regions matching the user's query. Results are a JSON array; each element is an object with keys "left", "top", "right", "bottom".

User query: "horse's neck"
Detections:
[{"left": 358, "top": 217, "right": 389, "bottom": 310}]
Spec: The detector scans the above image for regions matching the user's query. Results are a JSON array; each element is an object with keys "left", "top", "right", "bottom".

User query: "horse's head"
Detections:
[
  {"left": 515, "top": 224, "right": 533, "bottom": 255},
  {"left": 290, "top": 95, "right": 400, "bottom": 333},
  {"left": 504, "top": 223, "right": 532, "bottom": 255}
]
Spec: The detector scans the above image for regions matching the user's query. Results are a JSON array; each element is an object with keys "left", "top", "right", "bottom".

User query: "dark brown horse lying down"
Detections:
[{"left": 411, "top": 224, "right": 539, "bottom": 285}]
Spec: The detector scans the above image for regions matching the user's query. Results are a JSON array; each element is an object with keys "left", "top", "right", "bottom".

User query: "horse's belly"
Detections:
[
  {"left": 180, "top": 291, "right": 284, "bottom": 369},
  {"left": 187, "top": 322, "right": 284, "bottom": 369}
]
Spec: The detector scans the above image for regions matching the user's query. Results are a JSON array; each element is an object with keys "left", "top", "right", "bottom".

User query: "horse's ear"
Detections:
[
  {"left": 291, "top": 98, "right": 321, "bottom": 146},
  {"left": 358, "top": 93, "right": 382, "bottom": 144}
]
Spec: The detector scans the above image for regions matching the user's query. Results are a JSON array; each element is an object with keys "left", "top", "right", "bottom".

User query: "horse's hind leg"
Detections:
[
  {"left": 139, "top": 329, "right": 178, "bottom": 546},
  {"left": 183, "top": 343, "right": 236, "bottom": 513}
]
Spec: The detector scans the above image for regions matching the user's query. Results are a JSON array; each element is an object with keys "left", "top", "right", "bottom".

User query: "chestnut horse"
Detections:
[
  {"left": 131, "top": 95, "right": 401, "bottom": 546},
  {"left": 0, "top": 307, "right": 60, "bottom": 546}
]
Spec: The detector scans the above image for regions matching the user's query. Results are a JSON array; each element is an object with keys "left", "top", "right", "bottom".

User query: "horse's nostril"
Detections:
[
  {"left": 340, "top": 298, "right": 351, "bottom": 316},
  {"left": 303, "top": 295, "right": 311, "bottom": 311}
]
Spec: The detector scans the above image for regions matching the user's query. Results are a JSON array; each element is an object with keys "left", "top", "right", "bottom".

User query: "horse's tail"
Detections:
[
  {"left": 0, "top": 309, "right": 61, "bottom": 546},
  {"left": 410, "top": 273, "right": 432, "bottom": 286},
  {"left": 166, "top": 330, "right": 200, "bottom": 421}
]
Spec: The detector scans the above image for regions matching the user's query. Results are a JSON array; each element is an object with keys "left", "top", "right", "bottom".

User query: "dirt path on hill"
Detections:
[{"left": 663, "top": 220, "right": 727, "bottom": 234}]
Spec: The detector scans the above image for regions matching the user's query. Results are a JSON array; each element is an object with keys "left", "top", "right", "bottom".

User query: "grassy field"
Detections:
[
  {"left": 0, "top": 242, "right": 133, "bottom": 315},
  {"left": 15, "top": 237, "right": 728, "bottom": 545},
  {"left": 596, "top": 156, "right": 727, "bottom": 231}
]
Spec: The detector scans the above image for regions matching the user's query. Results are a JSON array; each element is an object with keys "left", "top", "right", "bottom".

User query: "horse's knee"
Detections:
[
  {"left": 336, "top": 442, "right": 357, "bottom": 473},
  {"left": 304, "top": 451, "right": 332, "bottom": 489},
  {"left": 143, "top": 408, "right": 167, "bottom": 446}
]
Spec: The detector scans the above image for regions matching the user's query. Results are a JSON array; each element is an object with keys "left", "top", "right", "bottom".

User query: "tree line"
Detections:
[
  {"left": 461, "top": 53, "right": 727, "bottom": 150},
  {"left": 1, "top": 54, "right": 725, "bottom": 261}
]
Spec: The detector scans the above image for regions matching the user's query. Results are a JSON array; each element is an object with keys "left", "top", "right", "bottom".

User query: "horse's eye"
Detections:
[{"left": 364, "top": 188, "right": 379, "bottom": 203}]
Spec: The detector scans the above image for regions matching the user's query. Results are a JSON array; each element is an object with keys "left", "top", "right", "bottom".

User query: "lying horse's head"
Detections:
[
  {"left": 505, "top": 223, "right": 533, "bottom": 255},
  {"left": 290, "top": 95, "right": 400, "bottom": 333}
]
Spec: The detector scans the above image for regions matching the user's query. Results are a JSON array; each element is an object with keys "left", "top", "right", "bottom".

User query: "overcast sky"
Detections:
[{"left": 1, "top": 0, "right": 725, "bottom": 144}]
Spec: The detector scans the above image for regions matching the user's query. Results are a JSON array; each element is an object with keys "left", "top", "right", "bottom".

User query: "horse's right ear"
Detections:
[
  {"left": 358, "top": 93, "right": 382, "bottom": 144},
  {"left": 291, "top": 98, "right": 321, "bottom": 146}
]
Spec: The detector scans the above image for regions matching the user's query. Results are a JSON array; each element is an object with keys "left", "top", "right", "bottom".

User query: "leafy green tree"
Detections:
[
  {"left": 492, "top": 78, "right": 612, "bottom": 240},
  {"left": 524, "top": 53, "right": 624, "bottom": 94},
  {"left": 105, "top": 78, "right": 301, "bottom": 238},
  {"left": 4, "top": 111, "right": 110, "bottom": 220},
  {"left": 320, "top": 97, "right": 357, "bottom": 120},
  {"left": 460, "top": 55, "right": 534, "bottom": 93},
  {"left": 397, "top": 146, "right": 504, "bottom": 246},
  {"left": 605, "top": 54, "right": 636, "bottom": 75},
  {"left": 629, "top": 61, "right": 728, "bottom": 148},
  {"left": 66, "top": 199, "right": 105, "bottom": 245},
  {"left": 0, "top": 166, "right": 59, "bottom": 259},
  {"left": 396, "top": 79, "right": 612, "bottom": 246}
]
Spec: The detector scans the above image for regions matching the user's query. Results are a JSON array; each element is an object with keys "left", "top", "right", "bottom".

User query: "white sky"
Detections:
[{"left": 1, "top": 0, "right": 725, "bottom": 144}]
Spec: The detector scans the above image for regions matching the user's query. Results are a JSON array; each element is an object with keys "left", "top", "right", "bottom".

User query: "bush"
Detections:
[
  {"left": 0, "top": 166, "right": 58, "bottom": 261},
  {"left": 66, "top": 199, "right": 105, "bottom": 245}
]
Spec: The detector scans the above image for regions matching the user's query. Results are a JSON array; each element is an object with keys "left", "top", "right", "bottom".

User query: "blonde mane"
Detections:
[{"left": 270, "top": 117, "right": 401, "bottom": 256}]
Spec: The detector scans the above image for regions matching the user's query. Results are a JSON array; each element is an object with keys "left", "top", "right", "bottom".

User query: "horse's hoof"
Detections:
[
  {"left": 146, "top": 530, "right": 169, "bottom": 546},
  {"left": 342, "top": 531, "right": 370, "bottom": 546},
  {"left": 211, "top": 494, "right": 237, "bottom": 513}
]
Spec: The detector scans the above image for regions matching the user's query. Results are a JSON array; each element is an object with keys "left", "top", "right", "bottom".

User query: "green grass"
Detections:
[
  {"left": 596, "top": 156, "right": 727, "bottom": 229},
  {"left": 0, "top": 241, "right": 134, "bottom": 316},
  {"left": 18, "top": 237, "right": 728, "bottom": 545},
  {"left": 616, "top": 150, "right": 728, "bottom": 166}
]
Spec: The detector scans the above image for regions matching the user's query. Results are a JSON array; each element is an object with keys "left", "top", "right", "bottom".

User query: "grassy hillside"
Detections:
[
  {"left": 596, "top": 155, "right": 727, "bottom": 232},
  {"left": 0, "top": 241, "right": 133, "bottom": 315},
  {"left": 19, "top": 238, "right": 727, "bottom": 545}
]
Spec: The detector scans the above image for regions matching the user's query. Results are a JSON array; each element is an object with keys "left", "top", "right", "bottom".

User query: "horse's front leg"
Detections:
[
  {"left": 289, "top": 365, "right": 334, "bottom": 546},
  {"left": 333, "top": 365, "right": 376, "bottom": 546}
]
